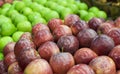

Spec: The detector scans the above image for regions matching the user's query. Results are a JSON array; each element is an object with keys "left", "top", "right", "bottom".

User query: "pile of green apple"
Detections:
[{"left": 0, "top": 0, "right": 107, "bottom": 60}]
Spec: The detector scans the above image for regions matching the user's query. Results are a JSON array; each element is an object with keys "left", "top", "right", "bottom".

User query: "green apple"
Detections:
[
  {"left": 67, "top": 4, "right": 78, "bottom": 13},
  {"left": 84, "top": 12, "right": 96, "bottom": 21},
  {"left": 0, "top": 36, "right": 14, "bottom": 52},
  {"left": 57, "top": 0, "right": 67, "bottom": 7},
  {"left": 45, "top": 11, "right": 59, "bottom": 21},
  {"left": 39, "top": 8, "right": 52, "bottom": 17},
  {"left": 28, "top": 12, "right": 42, "bottom": 22},
  {"left": 61, "top": 8, "right": 73, "bottom": 19},
  {"left": 17, "top": 21, "right": 32, "bottom": 32},
  {"left": 33, "top": 0, "right": 47, "bottom": 5},
  {"left": 14, "top": 14, "right": 28, "bottom": 25},
  {"left": 45, "top": 1, "right": 57, "bottom": 10},
  {"left": 2, "top": 3, "right": 11, "bottom": 8},
  {"left": 0, "top": 8, "right": 10, "bottom": 15},
  {"left": 21, "top": 7, "right": 33, "bottom": 16},
  {"left": 79, "top": 10, "right": 88, "bottom": 19},
  {"left": 23, "top": 0, "right": 32, "bottom": 6},
  {"left": 0, "top": 53, "right": 4, "bottom": 60},
  {"left": 78, "top": 2, "right": 88, "bottom": 10},
  {"left": 89, "top": 6, "right": 99, "bottom": 14},
  {"left": 66, "top": 0, "right": 75, "bottom": 3},
  {"left": 54, "top": 5, "right": 65, "bottom": 13},
  {"left": 7, "top": 9, "right": 19, "bottom": 17},
  {"left": 1, "top": 22, "right": 17, "bottom": 36},
  {"left": 14, "top": 1, "right": 26, "bottom": 11},
  {"left": 12, "top": 31, "right": 24, "bottom": 42},
  {"left": 10, "top": 12, "right": 20, "bottom": 21},
  {"left": 96, "top": 11, "right": 107, "bottom": 19},
  {"left": 0, "top": 16, "right": 12, "bottom": 26},
  {"left": 32, "top": 18, "right": 46, "bottom": 26}
]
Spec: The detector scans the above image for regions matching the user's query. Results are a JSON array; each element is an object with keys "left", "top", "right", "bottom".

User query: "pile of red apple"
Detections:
[{"left": 1, "top": 14, "right": 120, "bottom": 74}]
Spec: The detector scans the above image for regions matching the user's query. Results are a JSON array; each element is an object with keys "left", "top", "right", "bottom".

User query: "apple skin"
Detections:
[
  {"left": 0, "top": 0, "right": 4, "bottom": 7},
  {"left": 74, "top": 48, "right": 97, "bottom": 64},
  {"left": 48, "top": 18, "right": 63, "bottom": 32},
  {"left": 89, "top": 56, "right": 116, "bottom": 74},
  {"left": 3, "top": 42, "right": 15, "bottom": 56},
  {"left": 77, "top": 28, "right": 97, "bottom": 47},
  {"left": 17, "top": 48, "right": 40, "bottom": 70},
  {"left": 50, "top": 52, "right": 75, "bottom": 74},
  {"left": 88, "top": 18, "right": 105, "bottom": 31},
  {"left": 4, "top": 52, "right": 17, "bottom": 69},
  {"left": 90, "top": 34, "right": 115, "bottom": 55},
  {"left": 97, "top": 22, "right": 115, "bottom": 34},
  {"left": 33, "top": 30, "right": 53, "bottom": 47},
  {"left": 14, "top": 38, "right": 36, "bottom": 57},
  {"left": 64, "top": 14, "right": 80, "bottom": 27},
  {"left": 32, "top": 23, "right": 50, "bottom": 35},
  {"left": 20, "top": 32, "right": 32, "bottom": 41},
  {"left": 71, "top": 20, "right": 88, "bottom": 35},
  {"left": 67, "top": 64, "right": 95, "bottom": 74},
  {"left": 115, "top": 17, "right": 120, "bottom": 27},
  {"left": 38, "top": 41, "right": 60, "bottom": 61},
  {"left": 117, "top": 70, "right": 120, "bottom": 74},
  {"left": 0, "top": 60, "right": 7, "bottom": 74},
  {"left": 107, "top": 28, "right": 120, "bottom": 45},
  {"left": 24, "top": 59, "right": 53, "bottom": 74},
  {"left": 53, "top": 25, "right": 72, "bottom": 41},
  {"left": 8, "top": 62, "right": 23, "bottom": 74},
  {"left": 57, "top": 35, "right": 79, "bottom": 54},
  {"left": 109, "top": 45, "right": 120, "bottom": 69}
]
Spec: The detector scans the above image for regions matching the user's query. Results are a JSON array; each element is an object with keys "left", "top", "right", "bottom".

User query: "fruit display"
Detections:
[
  {"left": 1, "top": 14, "right": 120, "bottom": 74},
  {"left": 0, "top": 0, "right": 108, "bottom": 58}
]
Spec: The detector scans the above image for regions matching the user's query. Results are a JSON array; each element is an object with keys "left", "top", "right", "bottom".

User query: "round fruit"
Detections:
[{"left": 12, "top": 31, "right": 24, "bottom": 42}]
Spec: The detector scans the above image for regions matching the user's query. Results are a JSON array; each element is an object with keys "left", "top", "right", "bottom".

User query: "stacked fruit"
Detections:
[
  {"left": 0, "top": 0, "right": 107, "bottom": 60},
  {"left": 0, "top": 14, "right": 120, "bottom": 74}
]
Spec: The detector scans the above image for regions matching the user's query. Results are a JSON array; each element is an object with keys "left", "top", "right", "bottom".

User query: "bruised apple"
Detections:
[
  {"left": 74, "top": 48, "right": 97, "bottom": 64},
  {"left": 38, "top": 41, "right": 60, "bottom": 61},
  {"left": 3, "top": 42, "right": 15, "bottom": 56},
  {"left": 90, "top": 34, "right": 115, "bottom": 55},
  {"left": 67, "top": 64, "right": 95, "bottom": 74},
  {"left": 53, "top": 25, "right": 72, "bottom": 41},
  {"left": 33, "top": 30, "right": 53, "bottom": 47},
  {"left": 32, "top": 23, "right": 50, "bottom": 35},
  {"left": 89, "top": 56, "right": 116, "bottom": 74},
  {"left": 24, "top": 59, "right": 53, "bottom": 74},
  {"left": 109, "top": 45, "right": 120, "bottom": 69},
  {"left": 50, "top": 52, "right": 75, "bottom": 74},
  {"left": 57, "top": 35, "right": 79, "bottom": 54},
  {"left": 48, "top": 18, "right": 63, "bottom": 31},
  {"left": 71, "top": 20, "right": 88, "bottom": 35},
  {"left": 64, "top": 14, "right": 80, "bottom": 27},
  {"left": 77, "top": 28, "right": 97, "bottom": 47}
]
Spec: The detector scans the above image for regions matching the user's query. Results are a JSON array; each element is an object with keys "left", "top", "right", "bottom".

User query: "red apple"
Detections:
[
  {"left": 0, "top": 60, "right": 7, "bottom": 74},
  {"left": 107, "top": 28, "right": 120, "bottom": 45},
  {"left": 8, "top": 62, "right": 23, "bottom": 74},
  {"left": 38, "top": 41, "right": 60, "bottom": 61},
  {"left": 90, "top": 34, "right": 115, "bottom": 55},
  {"left": 33, "top": 30, "right": 53, "bottom": 47},
  {"left": 115, "top": 17, "right": 120, "bottom": 27},
  {"left": 89, "top": 56, "right": 116, "bottom": 74},
  {"left": 48, "top": 18, "right": 63, "bottom": 31},
  {"left": 64, "top": 14, "right": 80, "bottom": 27},
  {"left": 32, "top": 23, "right": 50, "bottom": 35},
  {"left": 50, "top": 52, "right": 75, "bottom": 74},
  {"left": 20, "top": 32, "right": 32, "bottom": 41},
  {"left": 4, "top": 0, "right": 13, "bottom": 3},
  {"left": 53, "top": 25, "right": 72, "bottom": 41},
  {"left": 57, "top": 35, "right": 79, "bottom": 54},
  {"left": 4, "top": 52, "right": 17, "bottom": 69},
  {"left": 74, "top": 48, "right": 97, "bottom": 64},
  {"left": 117, "top": 70, "right": 120, "bottom": 74},
  {"left": 88, "top": 17, "right": 105, "bottom": 31},
  {"left": 109, "top": 45, "right": 120, "bottom": 69},
  {"left": 77, "top": 28, "right": 97, "bottom": 47},
  {"left": 67, "top": 64, "right": 95, "bottom": 74},
  {"left": 3, "top": 42, "right": 15, "bottom": 56},
  {"left": 0, "top": 0, "right": 4, "bottom": 7},
  {"left": 24, "top": 59, "right": 53, "bottom": 74},
  {"left": 71, "top": 20, "right": 88, "bottom": 35}
]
